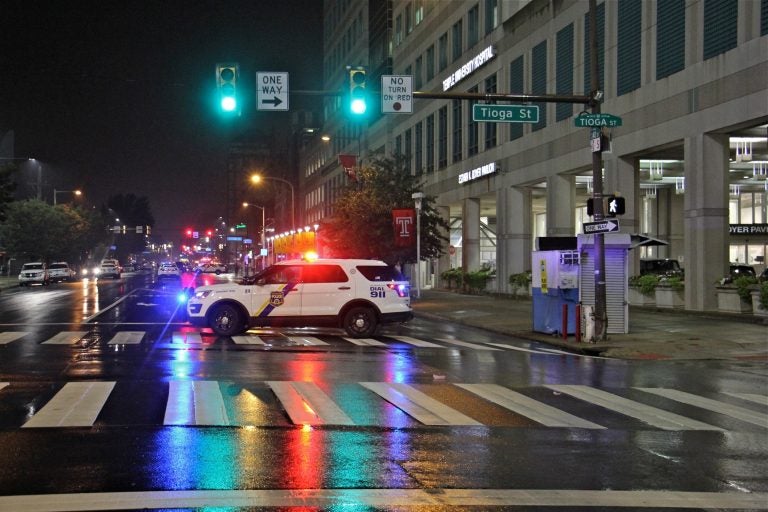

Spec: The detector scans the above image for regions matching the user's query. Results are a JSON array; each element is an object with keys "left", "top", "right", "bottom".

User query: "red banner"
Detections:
[{"left": 392, "top": 209, "right": 416, "bottom": 247}]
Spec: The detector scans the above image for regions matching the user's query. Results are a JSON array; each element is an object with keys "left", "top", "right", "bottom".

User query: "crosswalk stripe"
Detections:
[
  {"left": 231, "top": 335, "right": 267, "bottom": 345},
  {"left": 164, "top": 381, "right": 229, "bottom": 425},
  {"left": 172, "top": 331, "right": 202, "bottom": 344},
  {"left": 546, "top": 385, "right": 724, "bottom": 431},
  {"left": 268, "top": 381, "right": 354, "bottom": 425},
  {"left": 485, "top": 343, "right": 555, "bottom": 355},
  {"left": 387, "top": 335, "right": 442, "bottom": 348},
  {"left": 457, "top": 383, "right": 606, "bottom": 429},
  {"left": 0, "top": 331, "right": 30, "bottom": 344},
  {"left": 0, "top": 382, "right": 8, "bottom": 392},
  {"left": 342, "top": 337, "right": 387, "bottom": 346},
  {"left": 636, "top": 388, "right": 768, "bottom": 428},
  {"left": 437, "top": 338, "right": 501, "bottom": 351},
  {"left": 286, "top": 336, "right": 329, "bottom": 346},
  {"left": 107, "top": 331, "right": 145, "bottom": 345},
  {"left": 23, "top": 382, "right": 115, "bottom": 427},
  {"left": 722, "top": 392, "right": 768, "bottom": 407},
  {"left": 361, "top": 382, "right": 482, "bottom": 426},
  {"left": 42, "top": 331, "right": 88, "bottom": 345}
]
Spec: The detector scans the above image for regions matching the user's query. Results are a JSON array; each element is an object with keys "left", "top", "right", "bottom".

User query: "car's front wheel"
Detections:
[
  {"left": 343, "top": 306, "right": 378, "bottom": 338},
  {"left": 209, "top": 303, "right": 246, "bottom": 336}
]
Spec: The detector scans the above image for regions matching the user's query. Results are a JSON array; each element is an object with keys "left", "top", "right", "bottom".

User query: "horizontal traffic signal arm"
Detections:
[{"left": 290, "top": 89, "right": 592, "bottom": 105}]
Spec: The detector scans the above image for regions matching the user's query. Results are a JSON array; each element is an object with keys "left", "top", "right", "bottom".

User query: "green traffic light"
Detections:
[
  {"left": 350, "top": 98, "right": 366, "bottom": 115},
  {"left": 221, "top": 97, "right": 237, "bottom": 112}
]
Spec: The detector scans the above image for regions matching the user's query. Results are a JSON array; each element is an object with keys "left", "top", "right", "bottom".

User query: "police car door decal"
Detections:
[{"left": 253, "top": 282, "right": 297, "bottom": 318}]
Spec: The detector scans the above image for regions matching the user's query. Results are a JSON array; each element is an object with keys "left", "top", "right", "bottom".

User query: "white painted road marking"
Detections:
[
  {"left": 546, "top": 385, "right": 724, "bottom": 431},
  {"left": 342, "top": 337, "right": 387, "bottom": 346},
  {"left": 361, "top": 382, "right": 482, "bottom": 426},
  {"left": 107, "top": 331, "right": 145, "bottom": 345},
  {"left": 231, "top": 335, "right": 267, "bottom": 345},
  {"left": 286, "top": 336, "right": 329, "bottom": 346},
  {"left": 1, "top": 489, "right": 765, "bottom": 511},
  {"left": 164, "top": 381, "right": 229, "bottom": 426},
  {"left": 23, "top": 382, "right": 116, "bottom": 428},
  {"left": 42, "top": 331, "right": 88, "bottom": 345},
  {"left": 637, "top": 388, "right": 768, "bottom": 428},
  {"left": 0, "top": 331, "right": 30, "bottom": 344},
  {"left": 458, "top": 383, "right": 606, "bottom": 429},
  {"left": 387, "top": 335, "right": 442, "bottom": 348},
  {"left": 268, "top": 381, "right": 354, "bottom": 425}
]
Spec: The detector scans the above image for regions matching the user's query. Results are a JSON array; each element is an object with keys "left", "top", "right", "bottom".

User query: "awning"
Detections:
[{"left": 630, "top": 234, "right": 669, "bottom": 249}]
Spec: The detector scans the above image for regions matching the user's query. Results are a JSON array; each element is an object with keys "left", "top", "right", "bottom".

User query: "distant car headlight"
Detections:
[{"left": 93, "top": 267, "right": 101, "bottom": 275}]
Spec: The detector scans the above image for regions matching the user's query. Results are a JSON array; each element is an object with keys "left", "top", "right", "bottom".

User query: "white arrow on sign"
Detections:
[{"left": 583, "top": 219, "right": 620, "bottom": 234}]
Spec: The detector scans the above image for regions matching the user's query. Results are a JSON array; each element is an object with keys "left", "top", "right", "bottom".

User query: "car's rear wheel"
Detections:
[
  {"left": 343, "top": 306, "right": 378, "bottom": 338},
  {"left": 209, "top": 303, "right": 246, "bottom": 336}
]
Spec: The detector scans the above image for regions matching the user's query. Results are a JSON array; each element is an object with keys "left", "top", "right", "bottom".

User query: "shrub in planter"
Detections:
[
  {"left": 508, "top": 271, "right": 532, "bottom": 296},
  {"left": 658, "top": 276, "right": 684, "bottom": 291},
  {"left": 629, "top": 274, "right": 659, "bottom": 296},
  {"left": 465, "top": 268, "right": 493, "bottom": 294},
  {"left": 733, "top": 275, "right": 758, "bottom": 302},
  {"left": 760, "top": 282, "right": 768, "bottom": 310},
  {"left": 440, "top": 267, "right": 464, "bottom": 290}
]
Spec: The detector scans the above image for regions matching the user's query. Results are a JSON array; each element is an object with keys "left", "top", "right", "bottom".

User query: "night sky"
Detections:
[{"left": 1, "top": 1, "right": 323, "bottom": 238}]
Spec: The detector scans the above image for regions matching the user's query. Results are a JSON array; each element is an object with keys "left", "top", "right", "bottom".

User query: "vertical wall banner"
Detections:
[{"left": 392, "top": 208, "right": 416, "bottom": 247}]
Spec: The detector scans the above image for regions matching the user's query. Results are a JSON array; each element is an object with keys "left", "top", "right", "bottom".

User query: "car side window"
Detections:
[
  {"left": 302, "top": 265, "right": 349, "bottom": 284},
  {"left": 262, "top": 265, "right": 302, "bottom": 284}
]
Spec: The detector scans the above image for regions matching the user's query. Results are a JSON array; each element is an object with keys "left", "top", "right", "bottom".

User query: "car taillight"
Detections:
[{"left": 387, "top": 282, "right": 409, "bottom": 298}]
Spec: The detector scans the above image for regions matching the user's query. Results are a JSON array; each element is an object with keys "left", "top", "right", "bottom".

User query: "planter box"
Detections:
[
  {"left": 716, "top": 287, "right": 752, "bottom": 313},
  {"left": 628, "top": 287, "right": 655, "bottom": 306},
  {"left": 655, "top": 286, "right": 684, "bottom": 308},
  {"left": 751, "top": 290, "right": 768, "bottom": 317}
]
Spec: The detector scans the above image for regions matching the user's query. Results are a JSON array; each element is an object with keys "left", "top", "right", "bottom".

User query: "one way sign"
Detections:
[
  {"left": 583, "top": 219, "right": 620, "bottom": 234},
  {"left": 257, "top": 72, "right": 289, "bottom": 111}
]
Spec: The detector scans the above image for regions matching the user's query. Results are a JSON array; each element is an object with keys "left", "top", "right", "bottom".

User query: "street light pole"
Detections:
[
  {"left": 243, "top": 202, "right": 266, "bottom": 270},
  {"left": 412, "top": 192, "right": 424, "bottom": 299},
  {"left": 250, "top": 174, "right": 295, "bottom": 229}
]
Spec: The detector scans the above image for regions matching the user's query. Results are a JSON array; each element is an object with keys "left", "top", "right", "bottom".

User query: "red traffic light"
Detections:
[{"left": 185, "top": 229, "right": 193, "bottom": 237}]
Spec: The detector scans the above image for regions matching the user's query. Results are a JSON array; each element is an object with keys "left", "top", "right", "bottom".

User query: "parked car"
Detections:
[
  {"left": 48, "top": 262, "right": 75, "bottom": 282},
  {"left": 187, "top": 258, "right": 412, "bottom": 337},
  {"left": 196, "top": 263, "right": 227, "bottom": 275},
  {"left": 759, "top": 268, "right": 768, "bottom": 283},
  {"left": 639, "top": 258, "right": 684, "bottom": 278},
  {"left": 18, "top": 262, "right": 50, "bottom": 286},
  {"left": 157, "top": 262, "right": 182, "bottom": 280}
]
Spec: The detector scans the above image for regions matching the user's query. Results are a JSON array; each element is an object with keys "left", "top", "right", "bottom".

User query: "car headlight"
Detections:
[{"left": 194, "top": 290, "right": 213, "bottom": 299}]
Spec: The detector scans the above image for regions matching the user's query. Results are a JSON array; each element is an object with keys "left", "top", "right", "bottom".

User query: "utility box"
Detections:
[
  {"left": 532, "top": 239, "right": 580, "bottom": 335},
  {"left": 578, "top": 233, "right": 631, "bottom": 334}
]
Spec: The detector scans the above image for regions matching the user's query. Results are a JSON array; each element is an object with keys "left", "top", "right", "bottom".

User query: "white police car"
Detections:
[{"left": 187, "top": 258, "right": 412, "bottom": 337}]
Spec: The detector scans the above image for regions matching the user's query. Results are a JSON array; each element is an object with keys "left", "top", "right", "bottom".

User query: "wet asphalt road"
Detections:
[{"left": 0, "top": 271, "right": 766, "bottom": 511}]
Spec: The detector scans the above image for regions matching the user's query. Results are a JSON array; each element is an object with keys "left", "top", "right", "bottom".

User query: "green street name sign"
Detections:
[
  {"left": 574, "top": 113, "right": 623, "bottom": 127},
  {"left": 472, "top": 104, "right": 539, "bottom": 123}
]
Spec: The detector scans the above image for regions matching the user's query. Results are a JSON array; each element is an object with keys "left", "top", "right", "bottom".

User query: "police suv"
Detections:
[{"left": 187, "top": 258, "right": 412, "bottom": 337}]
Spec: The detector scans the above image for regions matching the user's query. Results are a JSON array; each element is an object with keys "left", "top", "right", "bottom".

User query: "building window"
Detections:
[
  {"left": 468, "top": 86, "right": 479, "bottom": 155},
  {"left": 656, "top": 0, "right": 685, "bottom": 79},
  {"left": 424, "top": 46, "right": 434, "bottom": 82},
  {"left": 485, "top": 0, "right": 498, "bottom": 35},
  {"left": 762, "top": 0, "right": 768, "bottom": 35},
  {"left": 617, "top": 0, "right": 642, "bottom": 95},
  {"left": 532, "top": 40, "right": 547, "bottom": 132},
  {"left": 452, "top": 99, "right": 463, "bottom": 163},
  {"left": 406, "top": 2, "right": 413, "bottom": 34},
  {"left": 415, "top": 56, "right": 423, "bottom": 90},
  {"left": 703, "top": 0, "right": 738, "bottom": 59},
  {"left": 484, "top": 74, "right": 497, "bottom": 148},
  {"left": 438, "top": 106, "right": 448, "bottom": 169},
  {"left": 415, "top": 1, "right": 424, "bottom": 26},
  {"left": 556, "top": 24, "right": 574, "bottom": 121},
  {"left": 404, "top": 128, "right": 412, "bottom": 172},
  {"left": 438, "top": 33, "right": 448, "bottom": 71},
  {"left": 509, "top": 56, "right": 524, "bottom": 141},
  {"left": 395, "top": 14, "right": 403, "bottom": 46},
  {"left": 415, "top": 122, "right": 423, "bottom": 174},
  {"left": 452, "top": 20, "right": 463, "bottom": 62},
  {"left": 426, "top": 114, "right": 435, "bottom": 172},
  {"left": 468, "top": 4, "right": 480, "bottom": 48},
  {"left": 583, "top": 2, "right": 605, "bottom": 94}
]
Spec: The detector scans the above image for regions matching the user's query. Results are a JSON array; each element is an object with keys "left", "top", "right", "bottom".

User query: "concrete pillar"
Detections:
[
  {"left": 496, "top": 186, "right": 532, "bottom": 294},
  {"left": 684, "top": 133, "right": 729, "bottom": 311},
  {"left": 546, "top": 174, "right": 574, "bottom": 237},
  {"left": 462, "top": 197, "right": 481, "bottom": 272}
]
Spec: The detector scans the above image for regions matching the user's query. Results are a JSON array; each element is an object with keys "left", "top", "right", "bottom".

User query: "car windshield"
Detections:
[
  {"left": 49, "top": 263, "right": 67, "bottom": 269},
  {"left": 23, "top": 264, "right": 43, "bottom": 270}
]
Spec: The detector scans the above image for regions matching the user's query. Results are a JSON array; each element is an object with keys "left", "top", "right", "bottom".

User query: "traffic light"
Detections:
[
  {"left": 347, "top": 67, "right": 368, "bottom": 116},
  {"left": 216, "top": 63, "right": 240, "bottom": 115},
  {"left": 606, "top": 196, "right": 625, "bottom": 217}
]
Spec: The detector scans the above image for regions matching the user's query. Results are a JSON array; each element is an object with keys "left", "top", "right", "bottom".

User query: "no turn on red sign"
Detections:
[{"left": 381, "top": 75, "right": 413, "bottom": 113}]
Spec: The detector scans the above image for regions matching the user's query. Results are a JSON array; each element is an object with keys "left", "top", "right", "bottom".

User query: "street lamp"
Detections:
[
  {"left": 412, "top": 192, "right": 424, "bottom": 299},
  {"left": 250, "top": 174, "right": 295, "bottom": 229},
  {"left": 53, "top": 189, "right": 82, "bottom": 205},
  {"left": 242, "top": 202, "right": 266, "bottom": 270}
]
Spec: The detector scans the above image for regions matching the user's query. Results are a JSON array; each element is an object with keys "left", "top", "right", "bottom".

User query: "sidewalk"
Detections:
[{"left": 412, "top": 289, "right": 768, "bottom": 360}]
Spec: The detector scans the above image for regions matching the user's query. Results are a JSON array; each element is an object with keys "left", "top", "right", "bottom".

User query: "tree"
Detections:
[
  {"left": 0, "top": 163, "right": 18, "bottom": 222},
  {"left": 106, "top": 193, "right": 155, "bottom": 260},
  {"left": 0, "top": 200, "right": 109, "bottom": 263},
  {"left": 320, "top": 153, "right": 448, "bottom": 265}
]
